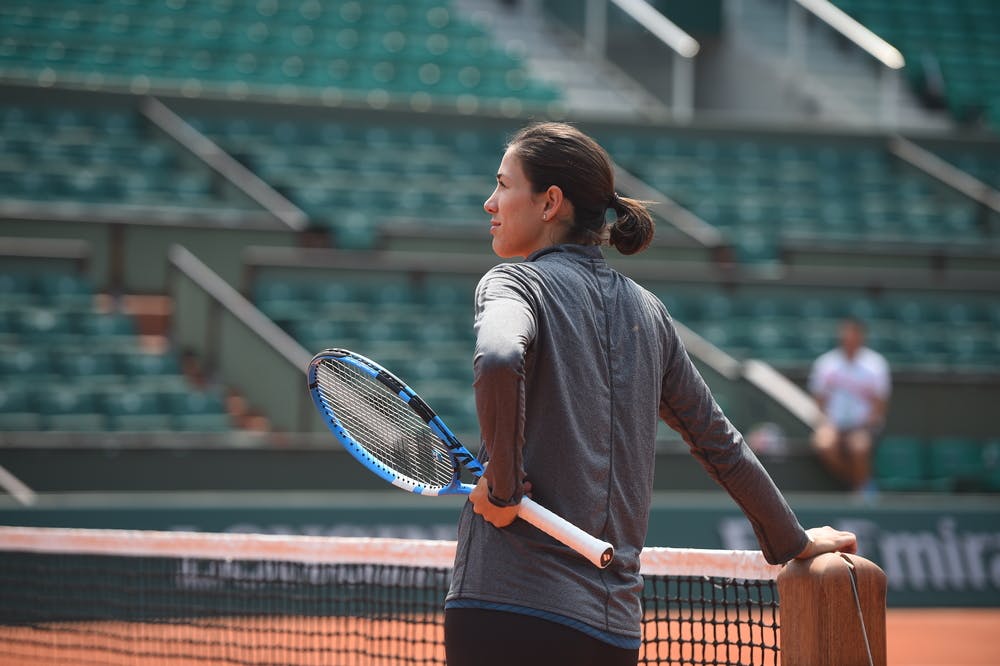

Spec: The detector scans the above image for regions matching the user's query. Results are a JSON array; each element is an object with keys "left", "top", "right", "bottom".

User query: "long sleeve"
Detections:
[
  {"left": 658, "top": 321, "right": 808, "bottom": 565},
  {"left": 472, "top": 267, "right": 537, "bottom": 505}
]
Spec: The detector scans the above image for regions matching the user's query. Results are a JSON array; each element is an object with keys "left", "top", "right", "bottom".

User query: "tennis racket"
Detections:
[{"left": 307, "top": 348, "right": 614, "bottom": 569}]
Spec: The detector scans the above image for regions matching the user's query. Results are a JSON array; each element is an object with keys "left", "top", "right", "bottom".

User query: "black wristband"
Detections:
[{"left": 486, "top": 488, "right": 520, "bottom": 508}]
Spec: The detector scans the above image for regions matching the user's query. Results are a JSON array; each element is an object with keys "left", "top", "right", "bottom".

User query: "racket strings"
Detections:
[{"left": 314, "top": 359, "right": 458, "bottom": 490}]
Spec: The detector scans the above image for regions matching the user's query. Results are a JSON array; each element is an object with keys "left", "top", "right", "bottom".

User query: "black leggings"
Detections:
[{"left": 444, "top": 607, "right": 639, "bottom": 666}]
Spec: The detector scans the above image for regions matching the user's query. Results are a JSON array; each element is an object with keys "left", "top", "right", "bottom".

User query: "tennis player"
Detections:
[{"left": 444, "top": 122, "right": 856, "bottom": 666}]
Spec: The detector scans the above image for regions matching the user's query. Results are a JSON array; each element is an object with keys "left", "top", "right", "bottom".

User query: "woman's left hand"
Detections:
[{"left": 795, "top": 525, "right": 858, "bottom": 559}]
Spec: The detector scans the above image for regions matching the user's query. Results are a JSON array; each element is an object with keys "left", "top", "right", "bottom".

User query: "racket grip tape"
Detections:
[{"left": 517, "top": 497, "right": 615, "bottom": 569}]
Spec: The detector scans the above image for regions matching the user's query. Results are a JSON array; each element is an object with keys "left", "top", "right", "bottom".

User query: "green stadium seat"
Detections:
[
  {"left": 0, "top": 103, "right": 240, "bottom": 212},
  {"left": 169, "top": 390, "right": 231, "bottom": 431},
  {"left": 15, "top": 308, "right": 73, "bottom": 343},
  {"left": 120, "top": 352, "right": 187, "bottom": 391},
  {"left": 949, "top": 332, "right": 997, "bottom": 367},
  {"left": 0, "top": 0, "right": 561, "bottom": 105},
  {"left": 39, "top": 385, "right": 106, "bottom": 431},
  {"left": 834, "top": 0, "right": 1000, "bottom": 129},
  {"left": 0, "top": 311, "right": 15, "bottom": 343},
  {"left": 696, "top": 293, "right": 736, "bottom": 321},
  {"left": 253, "top": 280, "right": 309, "bottom": 318},
  {"left": 423, "top": 281, "right": 473, "bottom": 311},
  {"left": 0, "top": 348, "right": 52, "bottom": 379},
  {"left": 293, "top": 319, "right": 361, "bottom": 351},
  {"left": 105, "top": 391, "right": 173, "bottom": 432},
  {"left": 0, "top": 387, "right": 42, "bottom": 431},
  {"left": 984, "top": 439, "right": 1000, "bottom": 492},
  {"left": 76, "top": 312, "right": 137, "bottom": 343},
  {"left": 927, "top": 437, "right": 987, "bottom": 492},
  {"left": 744, "top": 297, "right": 797, "bottom": 321},
  {"left": 874, "top": 435, "right": 927, "bottom": 491},
  {"left": 59, "top": 352, "right": 121, "bottom": 386},
  {"left": 0, "top": 274, "right": 37, "bottom": 306}
]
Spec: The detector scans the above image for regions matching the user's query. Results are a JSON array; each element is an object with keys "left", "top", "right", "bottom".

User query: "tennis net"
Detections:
[{"left": 0, "top": 526, "right": 781, "bottom": 666}]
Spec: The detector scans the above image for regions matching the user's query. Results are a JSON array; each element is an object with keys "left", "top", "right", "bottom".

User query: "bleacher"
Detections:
[
  {"left": 0, "top": 105, "right": 227, "bottom": 209},
  {"left": 833, "top": 0, "right": 1000, "bottom": 127},
  {"left": 0, "top": 0, "right": 559, "bottom": 110},
  {"left": 655, "top": 286, "right": 1000, "bottom": 373},
  {"left": 0, "top": 270, "right": 231, "bottom": 432},
  {"left": 254, "top": 272, "right": 479, "bottom": 434},
  {"left": 600, "top": 130, "right": 990, "bottom": 264},
  {"left": 876, "top": 435, "right": 1000, "bottom": 493},
  {"left": 191, "top": 115, "right": 504, "bottom": 246},
  {"left": 0, "top": 0, "right": 998, "bottom": 498}
]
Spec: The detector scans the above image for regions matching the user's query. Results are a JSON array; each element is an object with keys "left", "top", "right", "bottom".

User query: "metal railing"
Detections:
[
  {"left": 673, "top": 321, "right": 821, "bottom": 431},
  {"left": 142, "top": 97, "right": 309, "bottom": 231},
  {"left": 888, "top": 136, "right": 1000, "bottom": 220},
  {"left": 167, "top": 244, "right": 317, "bottom": 433},
  {"left": 580, "top": 0, "right": 701, "bottom": 121},
  {"left": 787, "top": 0, "right": 905, "bottom": 127}
]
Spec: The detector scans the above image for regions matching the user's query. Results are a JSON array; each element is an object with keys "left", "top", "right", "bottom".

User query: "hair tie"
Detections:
[{"left": 608, "top": 192, "right": 621, "bottom": 209}]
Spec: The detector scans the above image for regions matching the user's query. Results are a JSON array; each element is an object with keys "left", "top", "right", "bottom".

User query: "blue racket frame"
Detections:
[{"left": 308, "top": 348, "right": 484, "bottom": 496}]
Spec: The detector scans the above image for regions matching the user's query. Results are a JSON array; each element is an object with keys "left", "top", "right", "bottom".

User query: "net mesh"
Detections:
[
  {"left": 314, "top": 357, "right": 458, "bottom": 491},
  {"left": 0, "top": 528, "right": 780, "bottom": 666}
]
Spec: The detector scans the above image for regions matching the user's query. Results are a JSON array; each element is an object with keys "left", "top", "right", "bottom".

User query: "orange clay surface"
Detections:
[
  {"left": 886, "top": 608, "right": 1000, "bottom": 666},
  {"left": 0, "top": 608, "right": 997, "bottom": 665}
]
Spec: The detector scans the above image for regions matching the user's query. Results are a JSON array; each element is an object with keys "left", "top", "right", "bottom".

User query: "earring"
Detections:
[{"left": 542, "top": 213, "right": 547, "bottom": 220}]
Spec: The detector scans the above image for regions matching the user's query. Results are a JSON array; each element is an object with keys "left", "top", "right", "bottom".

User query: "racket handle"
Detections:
[{"left": 517, "top": 497, "right": 615, "bottom": 569}]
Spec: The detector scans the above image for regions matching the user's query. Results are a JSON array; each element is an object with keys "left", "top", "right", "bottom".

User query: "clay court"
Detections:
[
  {"left": 1, "top": 608, "right": 997, "bottom": 665},
  {"left": 886, "top": 608, "right": 1000, "bottom": 666}
]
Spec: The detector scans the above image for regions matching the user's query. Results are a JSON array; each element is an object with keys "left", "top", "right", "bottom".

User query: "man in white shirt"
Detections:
[{"left": 808, "top": 318, "right": 891, "bottom": 493}]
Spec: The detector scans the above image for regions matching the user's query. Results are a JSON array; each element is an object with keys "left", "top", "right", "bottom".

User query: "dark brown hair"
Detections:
[{"left": 508, "top": 122, "right": 654, "bottom": 255}]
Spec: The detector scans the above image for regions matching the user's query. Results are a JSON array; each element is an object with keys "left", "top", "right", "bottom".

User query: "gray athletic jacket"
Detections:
[{"left": 446, "top": 244, "right": 807, "bottom": 642}]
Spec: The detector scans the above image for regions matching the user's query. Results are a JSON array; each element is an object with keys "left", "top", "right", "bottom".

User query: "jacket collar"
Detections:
[{"left": 526, "top": 243, "right": 604, "bottom": 262}]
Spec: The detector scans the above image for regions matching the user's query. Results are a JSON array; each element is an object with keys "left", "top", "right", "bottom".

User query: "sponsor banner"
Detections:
[{"left": 717, "top": 513, "right": 1000, "bottom": 607}]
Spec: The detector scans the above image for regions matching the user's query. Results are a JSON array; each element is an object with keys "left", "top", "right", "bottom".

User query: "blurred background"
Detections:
[{"left": 0, "top": 0, "right": 998, "bottom": 620}]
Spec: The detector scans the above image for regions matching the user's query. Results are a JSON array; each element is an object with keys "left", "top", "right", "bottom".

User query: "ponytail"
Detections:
[{"left": 608, "top": 193, "right": 655, "bottom": 255}]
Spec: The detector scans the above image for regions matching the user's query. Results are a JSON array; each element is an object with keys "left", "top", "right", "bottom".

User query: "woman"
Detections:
[{"left": 444, "top": 122, "right": 855, "bottom": 666}]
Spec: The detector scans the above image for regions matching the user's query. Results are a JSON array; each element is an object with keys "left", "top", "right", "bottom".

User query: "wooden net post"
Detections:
[{"left": 777, "top": 552, "right": 887, "bottom": 666}]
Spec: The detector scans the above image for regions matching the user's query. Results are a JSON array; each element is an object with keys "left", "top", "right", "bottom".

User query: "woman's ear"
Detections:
[{"left": 542, "top": 184, "right": 565, "bottom": 221}]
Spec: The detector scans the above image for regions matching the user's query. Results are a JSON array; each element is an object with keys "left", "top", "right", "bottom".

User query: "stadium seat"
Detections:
[
  {"left": 834, "top": 0, "right": 1000, "bottom": 129},
  {"left": 0, "top": 1, "right": 560, "bottom": 107},
  {"left": 168, "top": 390, "right": 231, "bottom": 432},
  {"left": 0, "top": 274, "right": 35, "bottom": 307},
  {"left": 984, "top": 439, "right": 1000, "bottom": 492},
  {"left": 873, "top": 435, "right": 928, "bottom": 491},
  {"left": 75, "top": 312, "right": 137, "bottom": 345},
  {"left": 0, "top": 387, "right": 42, "bottom": 431},
  {"left": 119, "top": 352, "right": 188, "bottom": 392},
  {"left": 59, "top": 352, "right": 121, "bottom": 387},
  {"left": 0, "top": 104, "right": 240, "bottom": 212},
  {"left": 927, "top": 437, "right": 987, "bottom": 492},
  {"left": 105, "top": 392, "right": 173, "bottom": 432},
  {"left": 602, "top": 129, "right": 987, "bottom": 264},
  {"left": 39, "top": 385, "right": 106, "bottom": 432},
  {"left": 0, "top": 347, "right": 53, "bottom": 381},
  {"left": 34, "top": 274, "right": 94, "bottom": 310},
  {"left": 197, "top": 116, "right": 503, "bottom": 247},
  {"left": 14, "top": 308, "right": 73, "bottom": 343},
  {"left": 292, "top": 319, "right": 362, "bottom": 352}
]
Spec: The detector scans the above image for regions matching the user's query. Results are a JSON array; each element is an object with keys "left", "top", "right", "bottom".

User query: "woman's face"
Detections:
[{"left": 483, "top": 147, "right": 549, "bottom": 259}]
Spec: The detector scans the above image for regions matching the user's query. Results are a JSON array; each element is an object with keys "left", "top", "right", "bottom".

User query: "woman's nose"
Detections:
[{"left": 484, "top": 193, "right": 498, "bottom": 214}]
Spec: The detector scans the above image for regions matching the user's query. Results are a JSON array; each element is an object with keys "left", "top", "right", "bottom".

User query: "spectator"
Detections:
[{"left": 808, "top": 318, "right": 891, "bottom": 495}]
